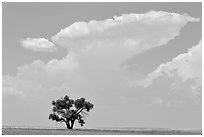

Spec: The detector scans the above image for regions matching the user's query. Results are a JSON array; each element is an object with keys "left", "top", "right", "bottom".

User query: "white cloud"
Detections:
[
  {"left": 50, "top": 11, "right": 199, "bottom": 69},
  {"left": 20, "top": 38, "right": 57, "bottom": 52},
  {"left": 3, "top": 11, "right": 201, "bottom": 106},
  {"left": 2, "top": 51, "right": 82, "bottom": 99},
  {"left": 3, "top": 75, "right": 24, "bottom": 96},
  {"left": 52, "top": 11, "right": 199, "bottom": 42},
  {"left": 132, "top": 40, "right": 202, "bottom": 90},
  {"left": 52, "top": 11, "right": 199, "bottom": 52}
]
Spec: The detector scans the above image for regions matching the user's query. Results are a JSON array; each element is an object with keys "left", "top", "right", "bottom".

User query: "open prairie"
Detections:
[
  {"left": 2, "top": 3, "right": 202, "bottom": 134},
  {"left": 2, "top": 128, "right": 202, "bottom": 135}
]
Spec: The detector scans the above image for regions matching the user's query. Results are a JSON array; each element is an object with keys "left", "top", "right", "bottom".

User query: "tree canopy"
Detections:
[{"left": 49, "top": 95, "right": 94, "bottom": 129}]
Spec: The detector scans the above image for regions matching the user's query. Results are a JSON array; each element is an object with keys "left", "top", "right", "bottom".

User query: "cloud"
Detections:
[
  {"left": 3, "top": 11, "right": 201, "bottom": 105},
  {"left": 3, "top": 75, "right": 25, "bottom": 96},
  {"left": 20, "top": 38, "right": 57, "bottom": 52},
  {"left": 3, "top": 11, "right": 201, "bottom": 128},
  {"left": 2, "top": 51, "right": 82, "bottom": 100},
  {"left": 51, "top": 11, "right": 200, "bottom": 58},
  {"left": 52, "top": 11, "right": 199, "bottom": 43},
  {"left": 50, "top": 11, "right": 199, "bottom": 69},
  {"left": 132, "top": 40, "right": 202, "bottom": 90}
]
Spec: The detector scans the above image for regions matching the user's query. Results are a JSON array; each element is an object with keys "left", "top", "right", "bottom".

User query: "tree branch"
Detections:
[
  {"left": 75, "top": 108, "right": 81, "bottom": 113},
  {"left": 60, "top": 117, "right": 66, "bottom": 123},
  {"left": 76, "top": 108, "right": 84, "bottom": 115}
]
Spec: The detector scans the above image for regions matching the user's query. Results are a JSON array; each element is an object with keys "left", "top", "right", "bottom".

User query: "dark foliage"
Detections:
[{"left": 49, "top": 95, "right": 94, "bottom": 129}]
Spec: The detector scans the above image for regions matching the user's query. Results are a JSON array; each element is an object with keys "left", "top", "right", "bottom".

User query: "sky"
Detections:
[{"left": 2, "top": 2, "right": 202, "bottom": 129}]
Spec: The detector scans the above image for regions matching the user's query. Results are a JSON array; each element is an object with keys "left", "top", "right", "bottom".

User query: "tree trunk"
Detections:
[
  {"left": 70, "top": 119, "right": 75, "bottom": 129},
  {"left": 65, "top": 121, "right": 71, "bottom": 129}
]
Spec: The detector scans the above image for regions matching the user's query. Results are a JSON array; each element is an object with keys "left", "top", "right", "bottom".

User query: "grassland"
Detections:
[{"left": 2, "top": 127, "right": 202, "bottom": 135}]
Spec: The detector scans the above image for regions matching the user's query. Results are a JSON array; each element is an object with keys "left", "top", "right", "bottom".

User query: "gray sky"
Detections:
[{"left": 2, "top": 2, "right": 202, "bottom": 129}]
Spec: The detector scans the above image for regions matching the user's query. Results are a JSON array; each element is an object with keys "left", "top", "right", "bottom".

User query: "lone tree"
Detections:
[{"left": 49, "top": 95, "right": 94, "bottom": 129}]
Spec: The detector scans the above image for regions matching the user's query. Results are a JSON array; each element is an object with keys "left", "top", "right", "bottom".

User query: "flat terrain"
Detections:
[{"left": 2, "top": 127, "right": 202, "bottom": 135}]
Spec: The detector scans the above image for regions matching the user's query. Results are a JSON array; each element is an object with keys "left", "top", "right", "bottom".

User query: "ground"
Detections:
[{"left": 2, "top": 127, "right": 202, "bottom": 135}]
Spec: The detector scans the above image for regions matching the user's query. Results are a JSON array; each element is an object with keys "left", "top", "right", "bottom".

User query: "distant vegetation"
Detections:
[{"left": 49, "top": 95, "right": 94, "bottom": 129}]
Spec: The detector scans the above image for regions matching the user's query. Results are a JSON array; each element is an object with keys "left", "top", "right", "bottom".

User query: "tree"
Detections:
[{"left": 49, "top": 95, "right": 94, "bottom": 129}]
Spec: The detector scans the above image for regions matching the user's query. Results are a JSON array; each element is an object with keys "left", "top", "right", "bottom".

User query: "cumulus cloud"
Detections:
[
  {"left": 20, "top": 38, "right": 57, "bottom": 52},
  {"left": 3, "top": 75, "right": 25, "bottom": 96},
  {"left": 132, "top": 40, "right": 202, "bottom": 89},
  {"left": 2, "top": 51, "right": 83, "bottom": 99},
  {"left": 3, "top": 11, "right": 201, "bottom": 105},
  {"left": 49, "top": 11, "right": 200, "bottom": 69},
  {"left": 52, "top": 11, "right": 199, "bottom": 43}
]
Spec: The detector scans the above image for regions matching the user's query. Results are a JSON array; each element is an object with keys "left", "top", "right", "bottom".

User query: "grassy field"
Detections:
[{"left": 2, "top": 127, "right": 202, "bottom": 135}]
